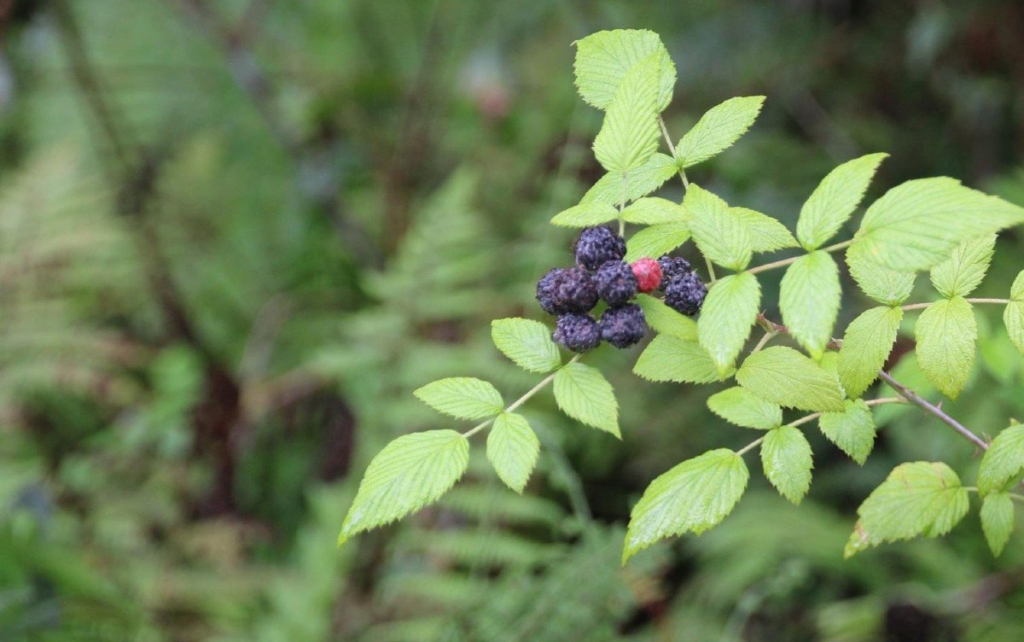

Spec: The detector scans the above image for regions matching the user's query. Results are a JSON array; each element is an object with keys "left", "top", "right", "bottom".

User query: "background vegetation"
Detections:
[{"left": 2, "top": 1, "right": 1024, "bottom": 640}]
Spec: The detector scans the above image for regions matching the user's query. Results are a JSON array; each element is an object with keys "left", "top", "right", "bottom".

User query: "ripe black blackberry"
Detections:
[
  {"left": 574, "top": 226, "right": 626, "bottom": 271},
  {"left": 657, "top": 255, "right": 693, "bottom": 291},
  {"left": 536, "top": 267, "right": 598, "bottom": 315},
  {"left": 599, "top": 304, "right": 647, "bottom": 348},
  {"left": 553, "top": 313, "right": 601, "bottom": 352},
  {"left": 594, "top": 260, "right": 638, "bottom": 307},
  {"left": 664, "top": 271, "right": 707, "bottom": 316}
]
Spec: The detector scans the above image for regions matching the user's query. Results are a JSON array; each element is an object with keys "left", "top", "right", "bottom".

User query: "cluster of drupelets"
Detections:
[{"left": 536, "top": 226, "right": 709, "bottom": 352}]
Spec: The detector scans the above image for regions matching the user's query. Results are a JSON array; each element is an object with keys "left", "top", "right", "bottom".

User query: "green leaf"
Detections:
[
  {"left": 736, "top": 346, "right": 845, "bottom": 412},
  {"left": 980, "top": 493, "right": 1015, "bottom": 557},
  {"left": 573, "top": 29, "right": 675, "bottom": 111},
  {"left": 553, "top": 362, "right": 620, "bottom": 437},
  {"left": 819, "top": 399, "right": 877, "bottom": 465},
  {"left": 929, "top": 234, "right": 997, "bottom": 298},
  {"left": 624, "top": 223, "right": 691, "bottom": 263},
  {"left": 339, "top": 430, "right": 469, "bottom": 545},
  {"left": 686, "top": 185, "right": 752, "bottom": 271},
  {"left": 635, "top": 294, "right": 698, "bottom": 340},
  {"left": 582, "top": 154, "right": 677, "bottom": 206},
  {"left": 846, "top": 244, "right": 916, "bottom": 306},
  {"left": 837, "top": 306, "right": 903, "bottom": 399},
  {"left": 779, "top": 251, "right": 842, "bottom": 359},
  {"left": 487, "top": 412, "right": 540, "bottom": 493},
  {"left": 707, "top": 386, "right": 782, "bottom": 430},
  {"left": 732, "top": 207, "right": 799, "bottom": 252},
  {"left": 622, "top": 197, "right": 689, "bottom": 225},
  {"left": 633, "top": 334, "right": 723, "bottom": 384},
  {"left": 414, "top": 377, "right": 504, "bottom": 420},
  {"left": 698, "top": 272, "right": 761, "bottom": 376},
  {"left": 853, "top": 177, "right": 1024, "bottom": 272},
  {"left": 1004, "top": 271, "right": 1024, "bottom": 355},
  {"left": 844, "top": 462, "right": 969, "bottom": 558},
  {"left": 550, "top": 202, "right": 619, "bottom": 227},
  {"left": 592, "top": 54, "right": 661, "bottom": 175},
  {"left": 915, "top": 296, "right": 977, "bottom": 399},
  {"left": 623, "top": 449, "right": 748, "bottom": 562},
  {"left": 491, "top": 318, "right": 561, "bottom": 374},
  {"left": 978, "top": 423, "right": 1024, "bottom": 496},
  {"left": 796, "top": 153, "right": 888, "bottom": 250},
  {"left": 675, "top": 96, "right": 765, "bottom": 168},
  {"left": 1013, "top": 270, "right": 1024, "bottom": 300},
  {"left": 761, "top": 426, "right": 813, "bottom": 504}
]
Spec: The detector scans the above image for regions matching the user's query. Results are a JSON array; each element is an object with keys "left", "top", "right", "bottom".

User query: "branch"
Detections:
[{"left": 876, "top": 371, "right": 989, "bottom": 452}]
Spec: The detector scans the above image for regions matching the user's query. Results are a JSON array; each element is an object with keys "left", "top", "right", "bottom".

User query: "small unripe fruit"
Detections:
[{"left": 630, "top": 258, "right": 663, "bottom": 293}]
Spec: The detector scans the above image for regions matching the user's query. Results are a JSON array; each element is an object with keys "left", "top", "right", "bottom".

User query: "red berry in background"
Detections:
[{"left": 630, "top": 258, "right": 663, "bottom": 293}]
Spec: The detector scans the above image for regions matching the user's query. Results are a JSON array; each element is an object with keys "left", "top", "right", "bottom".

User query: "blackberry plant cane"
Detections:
[{"left": 340, "top": 29, "right": 1024, "bottom": 565}]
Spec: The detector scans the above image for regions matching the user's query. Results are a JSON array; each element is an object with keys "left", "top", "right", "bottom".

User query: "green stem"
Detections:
[
  {"left": 902, "top": 298, "right": 1011, "bottom": 312},
  {"left": 735, "top": 437, "right": 764, "bottom": 457},
  {"left": 746, "top": 239, "right": 854, "bottom": 276},
  {"left": 658, "top": 114, "right": 689, "bottom": 189},
  {"left": 1009, "top": 493, "right": 1024, "bottom": 504},
  {"left": 751, "top": 330, "right": 777, "bottom": 354}
]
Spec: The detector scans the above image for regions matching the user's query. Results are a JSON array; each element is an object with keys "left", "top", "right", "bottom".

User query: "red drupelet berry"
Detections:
[{"left": 630, "top": 258, "right": 663, "bottom": 294}]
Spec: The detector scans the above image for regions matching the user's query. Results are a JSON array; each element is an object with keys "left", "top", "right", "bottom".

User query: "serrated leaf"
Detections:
[
  {"left": 622, "top": 197, "right": 689, "bottom": 225},
  {"left": 819, "top": 399, "right": 877, "bottom": 465},
  {"left": 707, "top": 386, "right": 782, "bottom": 429},
  {"left": 846, "top": 244, "right": 916, "bottom": 306},
  {"left": 550, "top": 202, "right": 619, "bottom": 227},
  {"left": 978, "top": 424, "right": 1024, "bottom": 496},
  {"left": 592, "top": 54, "right": 661, "bottom": 175},
  {"left": 1013, "top": 270, "right": 1024, "bottom": 300},
  {"left": 491, "top": 318, "right": 561, "bottom": 374},
  {"left": 853, "top": 177, "right": 1024, "bottom": 272},
  {"left": 732, "top": 207, "right": 799, "bottom": 252},
  {"left": 1006, "top": 301, "right": 1024, "bottom": 357},
  {"left": 623, "top": 449, "right": 748, "bottom": 562},
  {"left": 339, "top": 430, "right": 469, "bottom": 545},
  {"left": 837, "top": 306, "right": 903, "bottom": 399},
  {"left": 844, "top": 462, "right": 969, "bottom": 558},
  {"left": 582, "top": 153, "right": 677, "bottom": 206},
  {"left": 980, "top": 493, "right": 1015, "bottom": 557},
  {"left": 675, "top": 96, "right": 765, "bottom": 168},
  {"left": 797, "top": 153, "right": 888, "bottom": 250},
  {"left": 553, "top": 362, "right": 620, "bottom": 437},
  {"left": 414, "top": 377, "right": 504, "bottom": 420},
  {"left": 624, "top": 223, "right": 691, "bottom": 263},
  {"left": 633, "top": 334, "right": 723, "bottom": 384},
  {"left": 635, "top": 294, "right": 698, "bottom": 340},
  {"left": 779, "top": 251, "right": 841, "bottom": 359},
  {"left": 761, "top": 426, "right": 813, "bottom": 504},
  {"left": 915, "top": 296, "right": 977, "bottom": 399},
  {"left": 929, "top": 234, "right": 996, "bottom": 298},
  {"left": 487, "top": 413, "right": 540, "bottom": 493},
  {"left": 736, "top": 346, "right": 845, "bottom": 412},
  {"left": 573, "top": 29, "right": 675, "bottom": 111},
  {"left": 698, "top": 272, "right": 761, "bottom": 376},
  {"left": 686, "top": 185, "right": 752, "bottom": 271}
]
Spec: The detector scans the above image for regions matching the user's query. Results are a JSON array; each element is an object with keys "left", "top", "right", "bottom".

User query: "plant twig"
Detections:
[
  {"left": 902, "top": 298, "right": 1011, "bottom": 311},
  {"left": 876, "top": 371, "right": 989, "bottom": 451},
  {"left": 735, "top": 437, "right": 764, "bottom": 456},
  {"left": 658, "top": 114, "right": 689, "bottom": 188},
  {"left": 745, "top": 239, "right": 853, "bottom": 276}
]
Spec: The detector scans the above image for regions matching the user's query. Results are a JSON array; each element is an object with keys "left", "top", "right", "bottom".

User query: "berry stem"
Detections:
[
  {"left": 745, "top": 239, "right": 854, "bottom": 276},
  {"left": 901, "top": 298, "right": 1011, "bottom": 311}
]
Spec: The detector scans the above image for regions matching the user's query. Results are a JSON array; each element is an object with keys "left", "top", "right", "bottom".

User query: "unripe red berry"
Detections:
[{"left": 630, "top": 258, "right": 663, "bottom": 294}]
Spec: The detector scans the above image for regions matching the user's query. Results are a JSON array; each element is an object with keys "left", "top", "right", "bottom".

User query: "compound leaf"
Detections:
[
  {"left": 819, "top": 399, "right": 877, "bottom": 465},
  {"left": 915, "top": 296, "right": 977, "bottom": 399},
  {"left": 487, "top": 412, "right": 540, "bottom": 493},
  {"left": 573, "top": 29, "right": 675, "bottom": 111},
  {"left": 837, "top": 306, "right": 903, "bottom": 399},
  {"left": 707, "top": 386, "right": 782, "bottom": 430},
  {"left": 415, "top": 377, "right": 504, "bottom": 420},
  {"left": 698, "top": 272, "right": 761, "bottom": 376},
  {"left": 980, "top": 492, "right": 1015, "bottom": 557},
  {"left": 686, "top": 184, "right": 752, "bottom": 271},
  {"left": 736, "top": 346, "right": 845, "bottom": 413},
  {"left": 779, "top": 251, "right": 842, "bottom": 359},
  {"left": 491, "top": 318, "right": 561, "bottom": 374},
  {"left": 675, "top": 96, "right": 765, "bottom": 168},
  {"left": 554, "top": 362, "right": 620, "bottom": 437},
  {"left": 978, "top": 423, "right": 1024, "bottom": 496},
  {"left": 633, "top": 334, "right": 722, "bottom": 384},
  {"left": 929, "top": 234, "right": 997, "bottom": 298},
  {"left": 797, "top": 153, "right": 888, "bottom": 250},
  {"left": 550, "top": 202, "right": 619, "bottom": 227},
  {"left": 761, "top": 426, "right": 813, "bottom": 504}
]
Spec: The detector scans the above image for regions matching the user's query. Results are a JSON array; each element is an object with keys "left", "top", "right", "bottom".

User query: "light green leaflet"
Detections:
[
  {"left": 414, "top": 377, "right": 504, "bottom": 420},
  {"left": 846, "top": 243, "right": 915, "bottom": 306},
  {"left": 929, "top": 234, "right": 996, "bottom": 298},
  {"left": 675, "top": 96, "right": 765, "bottom": 168},
  {"left": 844, "top": 462, "right": 968, "bottom": 558},
  {"left": 592, "top": 54, "right": 662, "bottom": 175},
  {"left": 573, "top": 29, "right": 675, "bottom": 111},
  {"left": 761, "top": 426, "right": 813, "bottom": 504},
  {"left": 624, "top": 223, "right": 691, "bottom": 263},
  {"left": 686, "top": 185, "right": 752, "bottom": 271},
  {"left": 914, "top": 296, "right": 977, "bottom": 399},
  {"left": 779, "top": 251, "right": 841, "bottom": 359},
  {"left": 634, "top": 335, "right": 722, "bottom": 384},
  {"left": 487, "top": 412, "right": 540, "bottom": 494},
  {"left": 582, "top": 154, "right": 678, "bottom": 206},
  {"left": 980, "top": 493, "right": 1014, "bottom": 557},
  {"left": 698, "top": 273, "right": 761, "bottom": 376},
  {"left": 491, "top": 318, "right": 561, "bottom": 374},
  {"left": 977, "top": 423, "right": 1024, "bottom": 496},
  {"left": 707, "top": 386, "right": 782, "bottom": 430},
  {"left": 731, "top": 207, "right": 799, "bottom": 252},
  {"left": 550, "top": 202, "right": 618, "bottom": 227},
  {"left": 339, "top": 430, "right": 469, "bottom": 545},
  {"left": 553, "top": 362, "right": 620, "bottom": 437},
  {"left": 853, "top": 177, "right": 1024, "bottom": 272},
  {"left": 622, "top": 197, "right": 689, "bottom": 225},
  {"left": 796, "top": 153, "right": 887, "bottom": 250},
  {"left": 736, "top": 346, "right": 845, "bottom": 412},
  {"left": 818, "top": 399, "right": 877, "bottom": 465},
  {"left": 1004, "top": 270, "right": 1024, "bottom": 355},
  {"left": 635, "top": 294, "right": 698, "bottom": 340},
  {"left": 837, "top": 306, "right": 903, "bottom": 399},
  {"left": 623, "top": 449, "right": 748, "bottom": 562}
]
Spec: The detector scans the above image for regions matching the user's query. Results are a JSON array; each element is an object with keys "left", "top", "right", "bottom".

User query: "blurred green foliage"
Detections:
[{"left": 1, "top": 0, "right": 1024, "bottom": 640}]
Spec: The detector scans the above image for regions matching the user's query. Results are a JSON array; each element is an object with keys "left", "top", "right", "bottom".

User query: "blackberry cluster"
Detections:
[
  {"left": 536, "top": 226, "right": 648, "bottom": 352},
  {"left": 659, "top": 255, "right": 707, "bottom": 316}
]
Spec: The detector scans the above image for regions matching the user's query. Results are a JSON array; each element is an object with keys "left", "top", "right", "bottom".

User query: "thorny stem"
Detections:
[
  {"left": 751, "top": 330, "right": 777, "bottom": 354},
  {"left": 745, "top": 239, "right": 854, "bottom": 276},
  {"left": 876, "top": 370, "right": 990, "bottom": 452},
  {"left": 462, "top": 355, "right": 582, "bottom": 438},
  {"left": 902, "top": 298, "right": 1011, "bottom": 311}
]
